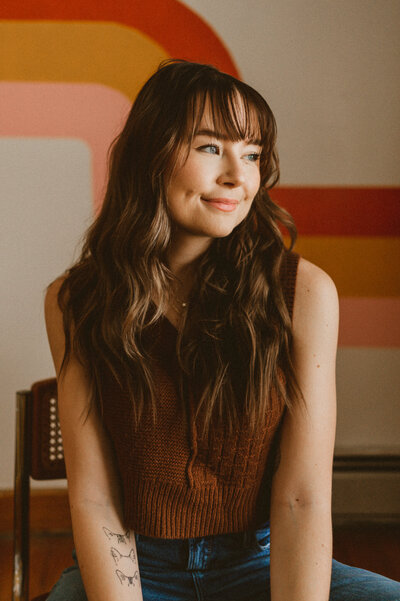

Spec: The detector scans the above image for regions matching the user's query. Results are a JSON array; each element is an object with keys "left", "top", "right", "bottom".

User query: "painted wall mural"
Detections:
[
  {"left": 0, "top": 1, "right": 237, "bottom": 212},
  {"left": 0, "top": 0, "right": 399, "bottom": 487}
]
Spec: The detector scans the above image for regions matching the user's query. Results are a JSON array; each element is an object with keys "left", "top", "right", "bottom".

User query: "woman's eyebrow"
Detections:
[
  {"left": 194, "top": 128, "right": 262, "bottom": 146},
  {"left": 194, "top": 128, "right": 228, "bottom": 140}
]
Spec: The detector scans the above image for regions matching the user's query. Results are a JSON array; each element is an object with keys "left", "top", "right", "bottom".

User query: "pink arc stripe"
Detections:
[
  {"left": 0, "top": 81, "right": 131, "bottom": 212},
  {"left": 339, "top": 298, "right": 400, "bottom": 347}
]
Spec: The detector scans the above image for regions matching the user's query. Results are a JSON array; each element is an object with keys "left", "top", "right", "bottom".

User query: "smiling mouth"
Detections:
[{"left": 201, "top": 197, "right": 239, "bottom": 212}]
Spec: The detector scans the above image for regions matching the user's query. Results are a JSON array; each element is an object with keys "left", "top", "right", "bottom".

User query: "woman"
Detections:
[{"left": 44, "top": 60, "right": 400, "bottom": 600}]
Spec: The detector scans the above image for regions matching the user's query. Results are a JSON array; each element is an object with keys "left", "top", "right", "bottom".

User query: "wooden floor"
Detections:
[{"left": 1, "top": 524, "right": 399, "bottom": 600}]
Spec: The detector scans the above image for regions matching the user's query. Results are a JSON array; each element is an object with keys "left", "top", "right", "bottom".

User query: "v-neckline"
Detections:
[
  {"left": 161, "top": 314, "right": 179, "bottom": 333},
  {"left": 149, "top": 300, "right": 179, "bottom": 334}
]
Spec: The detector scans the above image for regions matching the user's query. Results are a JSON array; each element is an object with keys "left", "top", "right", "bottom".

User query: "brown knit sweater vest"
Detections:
[{"left": 102, "top": 251, "right": 300, "bottom": 539}]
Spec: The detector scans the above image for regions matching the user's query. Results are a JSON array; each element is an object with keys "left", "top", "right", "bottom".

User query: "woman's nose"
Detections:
[{"left": 216, "top": 156, "right": 245, "bottom": 187}]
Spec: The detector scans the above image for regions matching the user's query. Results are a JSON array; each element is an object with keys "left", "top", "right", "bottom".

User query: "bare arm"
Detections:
[
  {"left": 269, "top": 258, "right": 339, "bottom": 601},
  {"left": 44, "top": 278, "right": 143, "bottom": 601}
]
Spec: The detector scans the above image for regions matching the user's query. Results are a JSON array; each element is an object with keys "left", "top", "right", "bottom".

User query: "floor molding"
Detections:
[
  {"left": 2, "top": 467, "right": 399, "bottom": 534},
  {"left": 0, "top": 488, "right": 71, "bottom": 534}
]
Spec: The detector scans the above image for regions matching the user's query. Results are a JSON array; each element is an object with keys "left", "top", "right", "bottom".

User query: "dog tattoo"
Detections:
[
  {"left": 116, "top": 569, "right": 139, "bottom": 586},
  {"left": 102, "top": 526, "right": 140, "bottom": 588},
  {"left": 111, "top": 547, "right": 136, "bottom": 565},
  {"left": 102, "top": 527, "right": 130, "bottom": 545}
]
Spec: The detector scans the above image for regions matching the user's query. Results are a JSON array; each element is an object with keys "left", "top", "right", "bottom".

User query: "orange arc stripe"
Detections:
[
  {"left": 293, "top": 237, "right": 400, "bottom": 297},
  {"left": 0, "top": 0, "right": 238, "bottom": 76},
  {"left": 0, "top": 22, "right": 169, "bottom": 100}
]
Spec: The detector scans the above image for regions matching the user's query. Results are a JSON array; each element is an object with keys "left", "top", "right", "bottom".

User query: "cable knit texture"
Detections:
[{"left": 102, "top": 251, "right": 300, "bottom": 538}]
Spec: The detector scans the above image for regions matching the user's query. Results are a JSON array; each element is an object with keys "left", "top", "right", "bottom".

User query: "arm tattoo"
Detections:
[
  {"left": 116, "top": 569, "right": 139, "bottom": 586},
  {"left": 102, "top": 526, "right": 140, "bottom": 588},
  {"left": 102, "top": 526, "right": 131, "bottom": 544},
  {"left": 110, "top": 547, "right": 136, "bottom": 564}
]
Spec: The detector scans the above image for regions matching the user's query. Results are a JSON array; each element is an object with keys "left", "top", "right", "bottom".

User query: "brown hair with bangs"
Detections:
[{"left": 52, "top": 59, "right": 303, "bottom": 437}]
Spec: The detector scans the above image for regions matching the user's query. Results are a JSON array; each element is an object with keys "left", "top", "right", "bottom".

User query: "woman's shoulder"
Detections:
[
  {"left": 292, "top": 256, "right": 339, "bottom": 341},
  {"left": 44, "top": 273, "right": 68, "bottom": 318},
  {"left": 46, "top": 273, "right": 67, "bottom": 296},
  {"left": 44, "top": 274, "right": 70, "bottom": 374},
  {"left": 295, "top": 256, "right": 338, "bottom": 300}
]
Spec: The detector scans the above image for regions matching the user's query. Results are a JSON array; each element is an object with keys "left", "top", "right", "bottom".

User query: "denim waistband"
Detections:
[
  {"left": 135, "top": 520, "right": 270, "bottom": 545},
  {"left": 134, "top": 520, "right": 270, "bottom": 571}
]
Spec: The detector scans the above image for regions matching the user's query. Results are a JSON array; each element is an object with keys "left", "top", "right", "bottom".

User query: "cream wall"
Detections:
[
  {"left": 1, "top": 139, "right": 92, "bottom": 488},
  {"left": 1, "top": 1, "right": 399, "bottom": 489},
  {"left": 183, "top": 0, "right": 400, "bottom": 186}
]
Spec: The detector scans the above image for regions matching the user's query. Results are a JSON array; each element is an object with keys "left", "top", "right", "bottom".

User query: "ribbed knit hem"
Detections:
[{"left": 124, "top": 478, "right": 262, "bottom": 539}]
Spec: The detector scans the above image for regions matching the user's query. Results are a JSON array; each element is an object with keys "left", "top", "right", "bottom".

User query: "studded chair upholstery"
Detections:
[{"left": 13, "top": 378, "right": 66, "bottom": 601}]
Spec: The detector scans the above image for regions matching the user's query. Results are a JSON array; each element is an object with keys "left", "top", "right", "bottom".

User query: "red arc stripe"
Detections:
[{"left": 271, "top": 187, "right": 400, "bottom": 236}]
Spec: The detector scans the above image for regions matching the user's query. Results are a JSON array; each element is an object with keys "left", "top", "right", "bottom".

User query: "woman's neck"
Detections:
[
  {"left": 167, "top": 231, "right": 211, "bottom": 280},
  {"left": 162, "top": 233, "right": 211, "bottom": 326}
]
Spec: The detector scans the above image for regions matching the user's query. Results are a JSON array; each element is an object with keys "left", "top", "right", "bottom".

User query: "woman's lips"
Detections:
[{"left": 201, "top": 197, "right": 239, "bottom": 212}]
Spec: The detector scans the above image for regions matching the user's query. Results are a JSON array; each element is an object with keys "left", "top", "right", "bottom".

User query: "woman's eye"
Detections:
[
  {"left": 198, "top": 144, "right": 220, "bottom": 155},
  {"left": 245, "top": 153, "right": 261, "bottom": 162}
]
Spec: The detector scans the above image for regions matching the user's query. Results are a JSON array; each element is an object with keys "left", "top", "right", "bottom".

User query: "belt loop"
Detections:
[{"left": 242, "top": 528, "right": 253, "bottom": 548}]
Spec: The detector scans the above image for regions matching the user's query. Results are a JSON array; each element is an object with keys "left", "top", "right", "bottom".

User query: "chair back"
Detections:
[{"left": 13, "top": 378, "right": 65, "bottom": 601}]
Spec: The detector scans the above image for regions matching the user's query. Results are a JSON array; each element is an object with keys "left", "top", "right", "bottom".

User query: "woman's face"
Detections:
[{"left": 166, "top": 100, "right": 261, "bottom": 244}]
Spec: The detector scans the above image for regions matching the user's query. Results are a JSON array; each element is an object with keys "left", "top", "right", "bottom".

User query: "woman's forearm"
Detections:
[
  {"left": 270, "top": 501, "right": 332, "bottom": 601},
  {"left": 70, "top": 500, "right": 143, "bottom": 601}
]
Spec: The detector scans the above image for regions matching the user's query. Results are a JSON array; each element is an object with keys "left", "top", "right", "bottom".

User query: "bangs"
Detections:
[{"left": 185, "top": 83, "right": 271, "bottom": 147}]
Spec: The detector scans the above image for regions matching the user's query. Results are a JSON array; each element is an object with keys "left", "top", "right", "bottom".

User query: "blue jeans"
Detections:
[{"left": 47, "top": 521, "right": 400, "bottom": 600}]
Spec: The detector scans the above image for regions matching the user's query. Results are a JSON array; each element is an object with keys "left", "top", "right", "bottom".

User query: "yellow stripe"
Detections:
[
  {"left": 0, "top": 21, "right": 169, "bottom": 100},
  {"left": 290, "top": 237, "right": 400, "bottom": 296}
]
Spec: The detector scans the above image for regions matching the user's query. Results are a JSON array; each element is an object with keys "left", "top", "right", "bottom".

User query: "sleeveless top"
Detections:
[{"left": 102, "top": 251, "right": 300, "bottom": 538}]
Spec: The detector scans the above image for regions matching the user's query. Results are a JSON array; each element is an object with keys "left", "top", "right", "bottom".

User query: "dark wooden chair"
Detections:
[{"left": 13, "top": 378, "right": 66, "bottom": 601}]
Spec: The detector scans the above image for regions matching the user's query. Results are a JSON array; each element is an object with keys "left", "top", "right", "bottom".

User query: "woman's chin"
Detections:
[
  {"left": 198, "top": 225, "right": 236, "bottom": 239},
  {"left": 173, "top": 219, "right": 240, "bottom": 241}
]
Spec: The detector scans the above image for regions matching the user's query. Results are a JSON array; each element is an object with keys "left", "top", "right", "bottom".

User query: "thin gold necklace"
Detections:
[{"left": 170, "top": 295, "right": 188, "bottom": 313}]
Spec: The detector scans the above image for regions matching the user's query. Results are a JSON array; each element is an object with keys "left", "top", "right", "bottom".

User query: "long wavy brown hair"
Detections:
[{"left": 52, "top": 59, "right": 303, "bottom": 438}]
